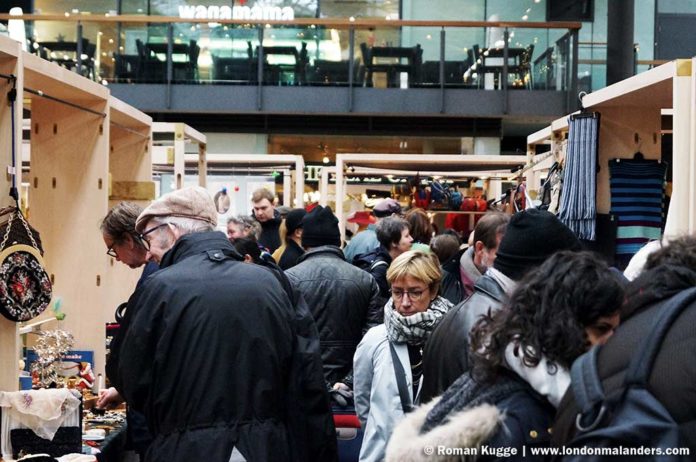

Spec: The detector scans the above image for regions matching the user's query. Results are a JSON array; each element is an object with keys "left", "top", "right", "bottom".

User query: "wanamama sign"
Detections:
[{"left": 179, "top": 3, "right": 295, "bottom": 21}]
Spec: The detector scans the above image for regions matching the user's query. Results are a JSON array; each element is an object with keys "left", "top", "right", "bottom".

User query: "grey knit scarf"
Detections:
[
  {"left": 384, "top": 296, "right": 452, "bottom": 346},
  {"left": 420, "top": 372, "right": 528, "bottom": 434}
]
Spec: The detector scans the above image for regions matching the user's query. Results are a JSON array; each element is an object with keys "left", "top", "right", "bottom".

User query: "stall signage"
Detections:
[{"left": 178, "top": 2, "right": 295, "bottom": 21}]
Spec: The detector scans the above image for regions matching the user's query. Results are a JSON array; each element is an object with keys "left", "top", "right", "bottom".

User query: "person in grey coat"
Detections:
[{"left": 354, "top": 250, "right": 452, "bottom": 462}]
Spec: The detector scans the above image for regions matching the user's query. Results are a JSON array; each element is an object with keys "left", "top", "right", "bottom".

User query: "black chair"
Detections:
[
  {"left": 508, "top": 44, "right": 535, "bottom": 89},
  {"left": 172, "top": 40, "right": 200, "bottom": 82},
  {"left": 114, "top": 54, "right": 140, "bottom": 82},
  {"left": 81, "top": 41, "right": 97, "bottom": 80},
  {"left": 136, "top": 39, "right": 166, "bottom": 82}
]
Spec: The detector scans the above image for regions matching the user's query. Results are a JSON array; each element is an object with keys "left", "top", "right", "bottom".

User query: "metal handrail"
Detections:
[{"left": 0, "top": 13, "right": 581, "bottom": 30}]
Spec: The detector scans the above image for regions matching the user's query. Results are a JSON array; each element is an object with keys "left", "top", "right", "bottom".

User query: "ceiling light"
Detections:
[{"left": 322, "top": 156, "right": 330, "bottom": 164}]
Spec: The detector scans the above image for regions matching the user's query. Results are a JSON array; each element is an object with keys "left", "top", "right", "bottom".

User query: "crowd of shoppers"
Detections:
[{"left": 100, "top": 187, "right": 696, "bottom": 462}]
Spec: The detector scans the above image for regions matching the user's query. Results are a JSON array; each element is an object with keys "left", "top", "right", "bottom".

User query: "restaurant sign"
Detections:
[{"left": 178, "top": 3, "right": 295, "bottom": 21}]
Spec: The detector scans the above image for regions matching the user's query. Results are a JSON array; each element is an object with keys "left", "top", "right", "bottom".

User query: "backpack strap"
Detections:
[
  {"left": 370, "top": 260, "right": 389, "bottom": 272},
  {"left": 388, "top": 342, "right": 414, "bottom": 414},
  {"left": 571, "top": 346, "right": 608, "bottom": 432},
  {"left": 624, "top": 286, "right": 696, "bottom": 387}
]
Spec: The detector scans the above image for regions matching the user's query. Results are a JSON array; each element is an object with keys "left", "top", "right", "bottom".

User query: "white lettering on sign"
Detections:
[{"left": 178, "top": 3, "right": 295, "bottom": 21}]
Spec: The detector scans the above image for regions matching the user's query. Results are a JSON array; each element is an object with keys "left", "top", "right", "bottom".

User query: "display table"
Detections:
[{"left": 82, "top": 409, "right": 131, "bottom": 462}]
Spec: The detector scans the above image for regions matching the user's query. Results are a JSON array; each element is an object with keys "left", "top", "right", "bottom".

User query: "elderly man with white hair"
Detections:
[{"left": 115, "top": 186, "right": 337, "bottom": 462}]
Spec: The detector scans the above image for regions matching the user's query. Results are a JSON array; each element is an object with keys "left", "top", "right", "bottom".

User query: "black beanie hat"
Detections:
[
  {"left": 493, "top": 209, "right": 581, "bottom": 281},
  {"left": 285, "top": 208, "right": 307, "bottom": 235},
  {"left": 301, "top": 205, "right": 341, "bottom": 248}
]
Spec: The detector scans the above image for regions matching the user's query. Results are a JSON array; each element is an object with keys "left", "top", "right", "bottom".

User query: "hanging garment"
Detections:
[
  {"left": 558, "top": 114, "right": 599, "bottom": 240},
  {"left": 609, "top": 159, "right": 667, "bottom": 268}
]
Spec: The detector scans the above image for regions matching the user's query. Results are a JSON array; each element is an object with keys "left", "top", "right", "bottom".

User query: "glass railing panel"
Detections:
[
  {"left": 304, "top": 25, "right": 353, "bottom": 86},
  {"left": 207, "top": 24, "right": 259, "bottom": 84},
  {"left": 578, "top": 42, "right": 606, "bottom": 92},
  {"left": 29, "top": 19, "right": 77, "bottom": 71},
  {"left": 355, "top": 26, "right": 411, "bottom": 88},
  {"left": 441, "top": 26, "right": 484, "bottom": 89},
  {"left": 12, "top": 16, "right": 580, "bottom": 91},
  {"left": 531, "top": 29, "right": 576, "bottom": 92}
]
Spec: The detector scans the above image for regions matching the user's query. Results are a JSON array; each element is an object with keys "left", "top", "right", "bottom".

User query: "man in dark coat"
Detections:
[
  {"left": 116, "top": 186, "right": 336, "bottom": 462},
  {"left": 420, "top": 209, "right": 581, "bottom": 403},
  {"left": 553, "top": 236, "right": 696, "bottom": 453},
  {"left": 251, "top": 187, "right": 282, "bottom": 252},
  {"left": 286, "top": 205, "right": 383, "bottom": 390}
]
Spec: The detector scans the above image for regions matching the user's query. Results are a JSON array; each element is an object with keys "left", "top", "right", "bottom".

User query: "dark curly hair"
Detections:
[
  {"left": 470, "top": 251, "right": 625, "bottom": 383},
  {"left": 622, "top": 236, "right": 696, "bottom": 318},
  {"left": 644, "top": 235, "right": 696, "bottom": 271}
]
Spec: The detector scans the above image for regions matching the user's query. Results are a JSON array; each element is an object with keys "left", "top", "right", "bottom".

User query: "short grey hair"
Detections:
[
  {"left": 227, "top": 215, "right": 261, "bottom": 239},
  {"left": 149, "top": 216, "right": 214, "bottom": 237}
]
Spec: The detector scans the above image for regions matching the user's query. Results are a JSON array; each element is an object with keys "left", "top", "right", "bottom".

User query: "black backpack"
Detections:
[
  {"left": 564, "top": 287, "right": 696, "bottom": 461},
  {"left": 352, "top": 249, "right": 389, "bottom": 273}
]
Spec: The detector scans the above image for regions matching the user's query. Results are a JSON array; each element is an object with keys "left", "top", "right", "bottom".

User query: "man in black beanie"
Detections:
[
  {"left": 286, "top": 205, "right": 383, "bottom": 392},
  {"left": 420, "top": 209, "right": 581, "bottom": 403}
]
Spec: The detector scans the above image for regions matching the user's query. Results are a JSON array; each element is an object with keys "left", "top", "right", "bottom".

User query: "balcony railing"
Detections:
[{"left": 1, "top": 15, "right": 579, "bottom": 89}]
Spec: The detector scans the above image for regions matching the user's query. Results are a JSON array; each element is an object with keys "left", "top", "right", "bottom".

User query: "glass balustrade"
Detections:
[{"left": 1, "top": 15, "right": 580, "bottom": 92}]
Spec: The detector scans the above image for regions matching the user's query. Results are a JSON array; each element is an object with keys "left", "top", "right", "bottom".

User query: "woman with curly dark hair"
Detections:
[{"left": 385, "top": 251, "right": 625, "bottom": 461}]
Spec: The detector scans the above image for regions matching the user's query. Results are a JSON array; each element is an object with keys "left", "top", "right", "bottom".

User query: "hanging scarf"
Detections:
[{"left": 384, "top": 296, "right": 452, "bottom": 345}]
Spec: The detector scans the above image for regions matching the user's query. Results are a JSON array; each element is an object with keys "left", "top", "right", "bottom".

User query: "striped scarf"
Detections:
[
  {"left": 384, "top": 296, "right": 452, "bottom": 345},
  {"left": 559, "top": 114, "right": 599, "bottom": 240}
]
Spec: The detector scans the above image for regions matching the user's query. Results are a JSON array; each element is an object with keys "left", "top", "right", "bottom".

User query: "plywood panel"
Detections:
[
  {"left": 29, "top": 98, "right": 110, "bottom": 377},
  {"left": 0, "top": 38, "right": 22, "bottom": 391},
  {"left": 110, "top": 124, "right": 152, "bottom": 200},
  {"left": 110, "top": 181, "right": 156, "bottom": 202}
]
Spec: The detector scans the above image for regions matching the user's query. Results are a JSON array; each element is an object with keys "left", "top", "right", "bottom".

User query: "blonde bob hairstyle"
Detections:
[{"left": 387, "top": 250, "right": 443, "bottom": 294}]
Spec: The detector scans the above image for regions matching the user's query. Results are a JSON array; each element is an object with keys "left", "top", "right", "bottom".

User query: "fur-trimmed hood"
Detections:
[{"left": 385, "top": 398, "right": 502, "bottom": 462}]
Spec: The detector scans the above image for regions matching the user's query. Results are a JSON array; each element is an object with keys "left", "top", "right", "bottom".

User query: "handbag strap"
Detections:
[
  {"left": 388, "top": 341, "right": 414, "bottom": 414},
  {"left": 7, "top": 75, "right": 19, "bottom": 206},
  {"left": 0, "top": 209, "right": 39, "bottom": 251}
]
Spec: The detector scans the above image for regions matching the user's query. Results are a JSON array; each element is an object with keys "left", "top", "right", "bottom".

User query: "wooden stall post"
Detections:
[
  {"left": 198, "top": 142, "right": 207, "bottom": 187},
  {"left": 665, "top": 59, "right": 694, "bottom": 235},
  {"left": 283, "top": 169, "right": 292, "bottom": 206},
  {"left": 105, "top": 96, "right": 154, "bottom": 310},
  {"left": 25, "top": 53, "right": 111, "bottom": 376},
  {"left": 295, "top": 155, "right": 305, "bottom": 208},
  {"left": 0, "top": 37, "right": 23, "bottom": 391}
]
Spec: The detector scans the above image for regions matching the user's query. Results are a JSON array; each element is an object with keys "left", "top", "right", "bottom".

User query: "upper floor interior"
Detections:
[{"left": 1, "top": 0, "right": 695, "bottom": 128}]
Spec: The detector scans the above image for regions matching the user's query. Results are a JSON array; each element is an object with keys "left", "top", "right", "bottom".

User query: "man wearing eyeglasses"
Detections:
[
  {"left": 99, "top": 201, "right": 158, "bottom": 458},
  {"left": 115, "top": 186, "right": 336, "bottom": 462}
]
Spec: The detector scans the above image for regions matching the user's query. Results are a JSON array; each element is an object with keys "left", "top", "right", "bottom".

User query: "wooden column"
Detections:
[
  {"left": 665, "top": 60, "right": 694, "bottom": 236},
  {"left": 29, "top": 94, "right": 110, "bottom": 376},
  {"left": 0, "top": 37, "right": 23, "bottom": 391}
]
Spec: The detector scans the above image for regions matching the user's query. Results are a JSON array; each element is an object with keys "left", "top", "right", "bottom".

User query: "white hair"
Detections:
[{"left": 150, "top": 216, "right": 215, "bottom": 236}]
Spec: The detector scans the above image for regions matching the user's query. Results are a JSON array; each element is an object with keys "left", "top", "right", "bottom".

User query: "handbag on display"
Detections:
[{"left": 0, "top": 206, "right": 53, "bottom": 322}]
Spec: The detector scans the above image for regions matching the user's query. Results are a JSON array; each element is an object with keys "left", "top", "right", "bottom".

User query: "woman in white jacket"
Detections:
[{"left": 354, "top": 250, "right": 453, "bottom": 462}]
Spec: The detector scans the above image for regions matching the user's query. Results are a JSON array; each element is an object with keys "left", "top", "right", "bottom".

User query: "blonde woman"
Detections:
[{"left": 353, "top": 250, "right": 453, "bottom": 462}]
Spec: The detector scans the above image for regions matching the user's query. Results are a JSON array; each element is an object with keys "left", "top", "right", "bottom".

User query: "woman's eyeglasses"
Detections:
[{"left": 390, "top": 289, "right": 426, "bottom": 301}]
